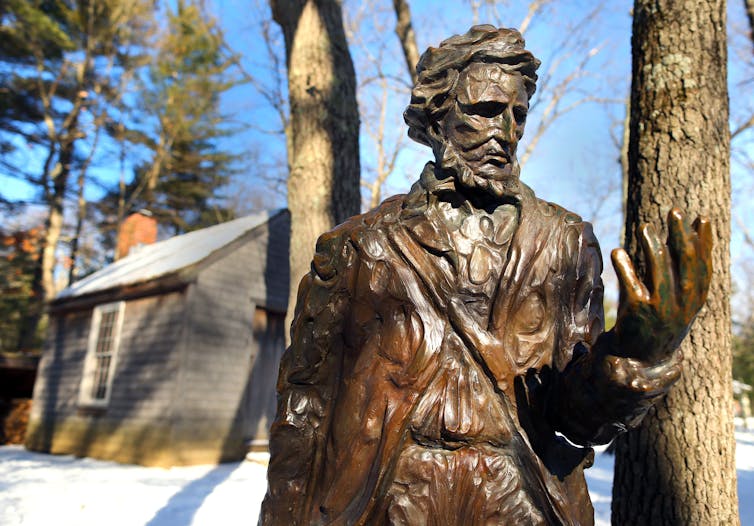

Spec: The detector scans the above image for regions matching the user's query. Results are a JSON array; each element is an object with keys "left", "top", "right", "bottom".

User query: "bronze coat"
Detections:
[{"left": 261, "top": 165, "right": 607, "bottom": 525}]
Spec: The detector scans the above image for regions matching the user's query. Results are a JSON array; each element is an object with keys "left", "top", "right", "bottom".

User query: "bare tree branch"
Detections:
[
  {"left": 736, "top": 212, "right": 754, "bottom": 251},
  {"left": 732, "top": 114, "right": 754, "bottom": 139},
  {"left": 519, "top": 41, "right": 607, "bottom": 168},
  {"left": 469, "top": 0, "right": 481, "bottom": 25},
  {"left": 518, "top": 0, "right": 553, "bottom": 35},
  {"left": 391, "top": 0, "right": 420, "bottom": 84}
]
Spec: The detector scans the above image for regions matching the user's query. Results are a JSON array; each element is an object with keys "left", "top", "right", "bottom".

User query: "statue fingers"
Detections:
[
  {"left": 640, "top": 223, "right": 672, "bottom": 306},
  {"left": 636, "top": 360, "right": 683, "bottom": 397},
  {"left": 611, "top": 248, "right": 650, "bottom": 305},
  {"left": 692, "top": 215, "right": 713, "bottom": 305},
  {"left": 667, "top": 209, "right": 698, "bottom": 308},
  {"left": 602, "top": 353, "right": 682, "bottom": 397}
]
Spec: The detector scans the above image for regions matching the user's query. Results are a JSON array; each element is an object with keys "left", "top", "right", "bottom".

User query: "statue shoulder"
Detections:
[
  {"left": 311, "top": 194, "right": 407, "bottom": 280},
  {"left": 518, "top": 182, "right": 587, "bottom": 230},
  {"left": 522, "top": 194, "right": 602, "bottom": 269},
  {"left": 531, "top": 195, "right": 596, "bottom": 237}
]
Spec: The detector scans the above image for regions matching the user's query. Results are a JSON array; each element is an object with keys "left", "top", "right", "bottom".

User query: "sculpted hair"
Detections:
[{"left": 404, "top": 25, "right": 541, "bottom": 148}]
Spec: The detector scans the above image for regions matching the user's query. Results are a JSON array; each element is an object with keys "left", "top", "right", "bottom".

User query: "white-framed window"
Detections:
[{"left": 79, "top": 301, "right": 125, "bottom": 407}]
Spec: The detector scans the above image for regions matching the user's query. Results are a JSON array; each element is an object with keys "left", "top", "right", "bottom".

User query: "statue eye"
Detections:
[
  {"left": 454, "top": 122, "right": 477, "bottom": 134},
  {"left": 513, "top": 107, "right": 527, "bottom": 125},
  {"left": 461, "top": 101, "right": 506, "bottom": 118}
]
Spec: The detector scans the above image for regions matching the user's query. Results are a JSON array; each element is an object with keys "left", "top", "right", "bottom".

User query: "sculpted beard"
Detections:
[{"left": 437, "top": 136, "right": 522, "bottom": 201}]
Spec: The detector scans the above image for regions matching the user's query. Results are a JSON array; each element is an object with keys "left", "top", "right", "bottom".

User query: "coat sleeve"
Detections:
[
  {"left": 260, "top": 227, "right": 356, "bottom": 526},
  {"left": 547, "top": 222, "right": 682, "bottom": 446}
]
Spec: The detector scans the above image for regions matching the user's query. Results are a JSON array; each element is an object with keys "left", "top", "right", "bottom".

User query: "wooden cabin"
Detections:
[{"left": 25, "top": 210, "right": 289, "bottom": 466}]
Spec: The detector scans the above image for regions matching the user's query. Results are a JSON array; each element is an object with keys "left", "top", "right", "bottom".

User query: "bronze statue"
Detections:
[{"left": 260, "top": 26, "right": 712, "bottom": 525}]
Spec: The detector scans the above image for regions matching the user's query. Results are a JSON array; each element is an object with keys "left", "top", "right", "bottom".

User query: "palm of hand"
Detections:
[{"left": 610, "top": 209, "right": 713, "bottom": 364}]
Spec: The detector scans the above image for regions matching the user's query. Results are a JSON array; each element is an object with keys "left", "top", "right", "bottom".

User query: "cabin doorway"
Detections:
[{"left": 243, "top": 307, "right": 286, "bottom": 450}]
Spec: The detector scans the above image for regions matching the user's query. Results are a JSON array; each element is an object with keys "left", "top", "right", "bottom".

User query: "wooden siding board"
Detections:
[
  {"left": 28, "top": 213, "right": 289, "bottom": 464},
  {"left": 178, "top": 213, "right": 289, "bottom": 450},
  {"left": 27, "top": 291, "right": 187, "bottom": 459},
  {"left": 105, "top": 293, "right": 184, "bottom": 421},
  {"left": 30, "top": 312, "right": 90, "bottom": 419}
]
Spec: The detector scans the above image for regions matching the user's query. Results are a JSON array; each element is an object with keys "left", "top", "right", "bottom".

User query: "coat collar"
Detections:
[{"left": 399, "top": 162, "right": 534, "bottom": 255}]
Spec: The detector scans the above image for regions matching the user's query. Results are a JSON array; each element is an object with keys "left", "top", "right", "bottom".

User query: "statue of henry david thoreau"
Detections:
[{"left": 260, "top": 25, "right": 712, "bottom": 525}]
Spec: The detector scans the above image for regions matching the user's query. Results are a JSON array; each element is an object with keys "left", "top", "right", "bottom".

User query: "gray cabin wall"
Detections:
[
  {"left": 258, "top": 210, "right": 290, "bottom": 312},
  {"left": 27, "top": 310, "right": 90, "bottom": 423},
  {"left": 26, "top": 290, "right": 188, "bottom": 466},
  {"left": 107, "top": 292, "right": 185, "bottom": 420},
  {"left": 174, "top": 211, "right": 289, "bottom": 463}
]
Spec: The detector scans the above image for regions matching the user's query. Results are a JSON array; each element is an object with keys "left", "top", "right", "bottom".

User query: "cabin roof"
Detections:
[{"left": 56, "top": 210, "right": 285, "bottom": 301}]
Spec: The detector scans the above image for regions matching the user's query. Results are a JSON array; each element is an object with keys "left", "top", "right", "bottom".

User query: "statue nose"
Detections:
[
  {"left": 489, "top": 136, "right": 513, "bottom": 160},
  {"left": 505, "top": 109, "right": 521, "bottom": 145},
  {"left": 488, "top": 111, "right": 520, "bottom": 148},
  {"left": 491, "top": 115, "right": 519, "bottom": 150}
]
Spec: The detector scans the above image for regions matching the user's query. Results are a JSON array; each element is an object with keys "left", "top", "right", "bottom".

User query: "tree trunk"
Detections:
[
  {"left": 270, "top": 0, "right": 361, "bottom": 344},
  {"left": 68, "top": 170, "right": 86, "bottom": 286},
  {"left": 619, "top": 94, "right": 630, "bottom": 243},
  {"left": 612, "top": 1, "right": 738, "bottom": 524},
  {"left": 41, "top": 174, "right": 66, "bottom": 303},
  {"left": 392, "top": 0, "right": 420, "bottom": 85},
  {"left": 68, "top": 124, "right": 100, "bottom": 284},
  {"left": 17, "top": 150, "right": 71, "bottom": 351},
  {"left": 746, "top": 0, "right": 754, "bottom": 46}
]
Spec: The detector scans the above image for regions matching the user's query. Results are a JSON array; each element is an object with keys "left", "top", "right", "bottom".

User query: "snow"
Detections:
[
  {"left": 2, "top": 432, "right": 753, "bottom": 525},
  {"left": 0, "top": 448, "right": 268, "bottom": 526},
  {"left": 589, "top": 429, "right": 754, "bottom": 526},
  {"left": 57, "top": 210, "right": 282, "bottom": 300}
]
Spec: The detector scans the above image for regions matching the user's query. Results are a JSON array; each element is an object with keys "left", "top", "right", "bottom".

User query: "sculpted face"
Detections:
[{"left": 439, "top": 63, "right": 529, "bottom": 198}]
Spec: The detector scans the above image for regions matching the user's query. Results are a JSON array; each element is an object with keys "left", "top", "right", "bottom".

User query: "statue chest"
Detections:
[{"left": 443, "top": 202, "right": 519, "bottom": 310}]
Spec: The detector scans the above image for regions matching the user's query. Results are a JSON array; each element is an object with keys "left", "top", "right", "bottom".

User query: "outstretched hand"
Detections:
[{"left": 610, "top": 208, "right": 713, "bottom": 364}]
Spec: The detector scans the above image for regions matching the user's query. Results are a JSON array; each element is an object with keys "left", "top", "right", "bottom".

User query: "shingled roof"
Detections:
[{"left": 56, "top": 209, "right": 285, "bottom": 302}]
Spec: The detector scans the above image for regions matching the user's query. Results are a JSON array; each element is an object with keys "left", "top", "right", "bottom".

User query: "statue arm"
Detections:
[
  {"left": 549, "top": 209, "right": 712, "bottom": 446},
  {"left": 260, "top": 230, "right": 355, "bottom": 525}
]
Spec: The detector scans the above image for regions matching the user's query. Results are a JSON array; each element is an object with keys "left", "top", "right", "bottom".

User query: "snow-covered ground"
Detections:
[{"left": 2, "top": 431, "right": 753, "bottom": 526}]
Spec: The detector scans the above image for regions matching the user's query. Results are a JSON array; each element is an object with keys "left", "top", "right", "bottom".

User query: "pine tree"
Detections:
[
  {"left": 0, "top": 1, "right": 73, "bottom": 199},
  {"left": 0, "top": 226, "right": 43, "bottom": 352},
  {"left": 113, "top": 0, "right": 243, "bottom": 237},
  {"left": 0, "top": 0, "right": 156, "bottom": 350}
]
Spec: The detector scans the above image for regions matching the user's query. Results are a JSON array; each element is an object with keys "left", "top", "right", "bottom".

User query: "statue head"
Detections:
[{"left": 404, "top": 26, "right": 540, "bottom": 199}]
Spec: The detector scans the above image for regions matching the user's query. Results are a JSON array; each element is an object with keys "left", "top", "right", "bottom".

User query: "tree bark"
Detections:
[
  {"left": 391, "top": 0, "right": 420, "bottom": 85},
  {"left": 270, "top": 0, "right": 361, "bottom": 344},
  {"left": 612, "top": 1, "right": 738, "bottom": 524},
  {"left": 17, "top": 148, "right": 71, "bottom": 351},
  {"left": 746, "top": 0, "right": 754, "bottom": 47},
  {"left": 619, "top": 94, "right": 630, "bottom": 243},
  {"left": 68, "top": 169, "right": 87, "bottom": 286}
]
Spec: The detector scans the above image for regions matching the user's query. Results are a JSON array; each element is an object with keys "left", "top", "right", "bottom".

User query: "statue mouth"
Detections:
[
  {"left": 484, "top": 156, "right": 508, "bottom": 168},
  {"left": 475, "top": 154, "right": 516, "bottom": 180}
]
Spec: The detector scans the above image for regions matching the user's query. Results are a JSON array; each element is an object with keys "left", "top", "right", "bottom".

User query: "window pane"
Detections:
[
  {"left": 91, "top": 354, "right": 112, "bottom": 400},
  {"left": 84, "top": 304, "right": 122, "bottom": 403}
]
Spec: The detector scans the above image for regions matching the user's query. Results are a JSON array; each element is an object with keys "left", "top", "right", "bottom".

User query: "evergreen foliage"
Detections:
[
  {"left": 0, "top": 226, "right": 44, "bottom": 352},
  {"left": 107, "top": 0, "right": 243, "bottom": 236},
  {"left": 0, "top": 0, "right": 245, "bottom": 350}
]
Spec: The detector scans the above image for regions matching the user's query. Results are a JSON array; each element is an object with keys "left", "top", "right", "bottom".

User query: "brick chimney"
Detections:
[{"left": 116, "top": 210, "right": 157, "bottom": 260}]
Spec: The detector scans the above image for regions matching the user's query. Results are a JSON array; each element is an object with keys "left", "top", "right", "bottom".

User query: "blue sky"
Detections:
[
  {"left": 3, "top": 0, "right": 752, "bottom": 310},
  {"left": 213, "top": 0, "right": 753, "bottom": 317},
  {"left": 214, "top": 0, "right": 633, "bottom": 219}
]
